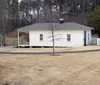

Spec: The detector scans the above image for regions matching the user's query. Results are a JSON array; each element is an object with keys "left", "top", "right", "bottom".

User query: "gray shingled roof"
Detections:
[{"left": 17, "top": 22, "right": 94, "bottom": 31}]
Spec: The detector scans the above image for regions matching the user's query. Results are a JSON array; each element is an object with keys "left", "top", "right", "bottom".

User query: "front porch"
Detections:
[{"left": 17, "top": 30, "right": 30, "bottom": 47}]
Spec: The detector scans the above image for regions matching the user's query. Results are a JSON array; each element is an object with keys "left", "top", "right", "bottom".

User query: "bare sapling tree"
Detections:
[
  {"left": 49, "top": 19, "right": 64, "bottom": 56},
  {"left": 50, "top": 22, "right": 55, "bottom": 55},
  {"left": 49, "top": 1, "right": 56, "bottom": 56},
  {"left": 48, "top": 1, "right": 65, "bottom": 56}
]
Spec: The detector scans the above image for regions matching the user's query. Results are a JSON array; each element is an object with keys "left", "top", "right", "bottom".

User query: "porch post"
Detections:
[{"left": 18, "top": 30, "right": 19, "bottom": 46}]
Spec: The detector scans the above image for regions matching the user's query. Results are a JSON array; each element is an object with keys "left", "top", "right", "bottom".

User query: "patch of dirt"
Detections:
[{"left": 0, "top": 52, "right": 100, "bottom": 85}]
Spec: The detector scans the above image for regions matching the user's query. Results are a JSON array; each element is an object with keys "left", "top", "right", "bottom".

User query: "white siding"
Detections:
[
  {"left": 29, "top": 30, "right": 84, "bottom": 47},
  {"left": 97, "top": 38, "right": 100, "bottom": 45},
  {"left": 86, "top": 30, "right": 91, "bottom": 45},
  {"left": 91, "top": 38, "right": 100, "bottom": 46}
]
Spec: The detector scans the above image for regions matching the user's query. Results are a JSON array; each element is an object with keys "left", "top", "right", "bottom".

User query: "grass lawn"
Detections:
[{"left": 0, "top": 51, "right": 100, "bottom": 85}]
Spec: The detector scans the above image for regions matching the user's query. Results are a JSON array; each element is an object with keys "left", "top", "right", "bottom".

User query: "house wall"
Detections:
[
  {"left": 29, "top": 30, "right": 85, "bottom": 47},
  {"left": 86, "top": 30, "right": 91, "bottom": 45}
]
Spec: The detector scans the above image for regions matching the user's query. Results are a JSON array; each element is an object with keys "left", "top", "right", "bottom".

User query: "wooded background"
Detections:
[{"left": 0, "top": 0, "right": 100, "bottom": 34}]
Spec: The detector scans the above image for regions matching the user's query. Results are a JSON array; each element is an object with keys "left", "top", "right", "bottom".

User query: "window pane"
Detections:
[
  {"left": 67, "top": 34, "right": 70, "bottom": 38},
  {"left": 88, "top": 33, "right": 89, "bottom": 40},
  {"left": 40, "top": 34, "right": 43, "bottom": 41},
  {"left": 67, "top": 34, "right": 71, "bottom": 41}
]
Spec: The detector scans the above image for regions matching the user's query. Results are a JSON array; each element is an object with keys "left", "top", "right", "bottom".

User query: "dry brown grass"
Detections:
[{"left": 0, "top": 51, "right": 100, "bottom": 85}]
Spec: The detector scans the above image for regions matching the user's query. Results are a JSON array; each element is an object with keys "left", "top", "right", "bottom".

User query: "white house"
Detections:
[{"left": 17, "top": 22, "right": 94, "bottom": 47}]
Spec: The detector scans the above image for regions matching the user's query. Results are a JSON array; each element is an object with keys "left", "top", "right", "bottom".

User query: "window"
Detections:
[
  {"left": 67, "top": 34, "right": 71, "bottom": 41},
  {"left": 88, "top": 33, "right": 89, "bottom": 40},
  {"left": 40, "top": 34, "right": 43, "bottom": 41}
]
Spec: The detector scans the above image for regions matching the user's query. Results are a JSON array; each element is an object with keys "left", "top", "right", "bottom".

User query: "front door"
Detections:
[{"left": 84, "top": 31, "right": 86, "bottom": 46}]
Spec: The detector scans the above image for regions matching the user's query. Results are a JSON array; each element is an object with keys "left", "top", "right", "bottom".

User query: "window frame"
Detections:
[
  {"left": 67, "top": 34, "right": 71, "bottom": 41},
  {"left": 88, "top": 33, "right": 89, "bottom": 40},
  {"left": 40, "top": 34, "right": 43, "bottom": 41}
]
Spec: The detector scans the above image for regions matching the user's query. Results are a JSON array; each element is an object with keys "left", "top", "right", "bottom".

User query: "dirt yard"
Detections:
[{"left": 0, "top": 51, "right": 100, "bottom": 85}]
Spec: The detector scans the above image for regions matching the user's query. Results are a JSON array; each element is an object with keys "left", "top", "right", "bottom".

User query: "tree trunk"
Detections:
[
  {"left": 0, "top": 0, "right": 5, "bottom": 45},
  {"left": 59, "top": 0, "right": 63, "bottom": 18}
]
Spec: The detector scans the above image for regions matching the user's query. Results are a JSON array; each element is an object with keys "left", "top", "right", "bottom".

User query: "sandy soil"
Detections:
[
  {"left": 0, "top": 51, "right": 100, "bottom": 85},
  {"left": 0, "top": 46, "right": 100, "bottom": 52}
]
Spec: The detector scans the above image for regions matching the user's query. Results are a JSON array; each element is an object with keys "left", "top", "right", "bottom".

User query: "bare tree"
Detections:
[{"left": 0, "top": 0, "right": 5, "bottom": 45}]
